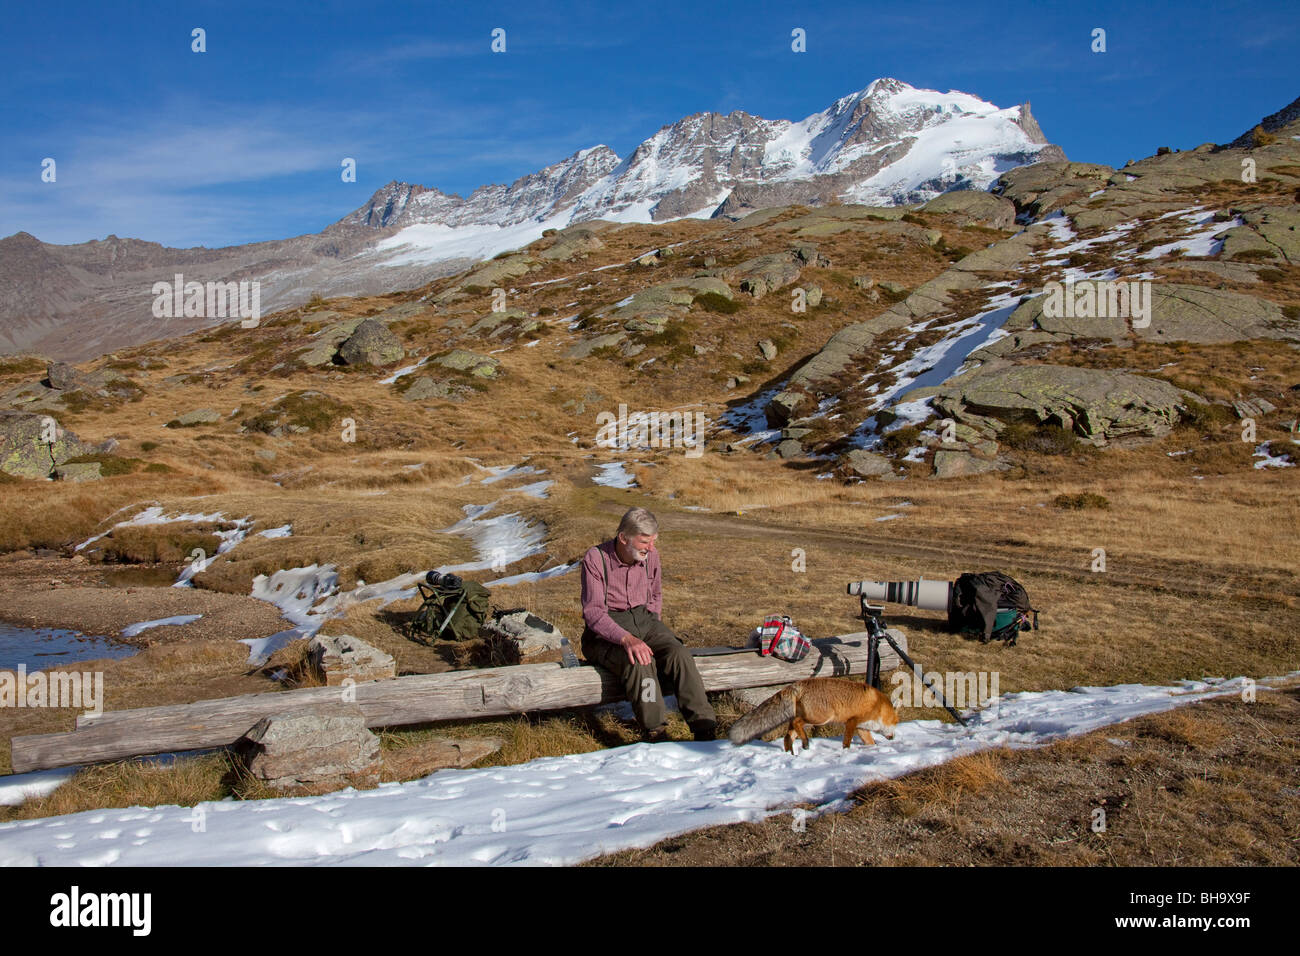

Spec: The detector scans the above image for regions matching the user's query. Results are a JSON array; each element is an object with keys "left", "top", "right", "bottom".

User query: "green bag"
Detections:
[{"left": 413, "top": 578, "right": 491, "bottom": 642}]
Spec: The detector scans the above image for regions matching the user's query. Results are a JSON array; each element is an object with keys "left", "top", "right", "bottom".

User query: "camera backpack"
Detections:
[{"left": 948, "top": 572, "right": 1039, "bottom": 645}]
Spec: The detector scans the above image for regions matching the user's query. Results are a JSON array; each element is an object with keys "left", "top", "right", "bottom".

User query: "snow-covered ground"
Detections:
[{"left": 0, "top": 673, "right": 1290, "bottom": 866}]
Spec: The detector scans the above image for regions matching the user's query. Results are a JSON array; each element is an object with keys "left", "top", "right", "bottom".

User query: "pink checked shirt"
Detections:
[{"left": 580, "top": 539, "right": 663, "bottom": 643}]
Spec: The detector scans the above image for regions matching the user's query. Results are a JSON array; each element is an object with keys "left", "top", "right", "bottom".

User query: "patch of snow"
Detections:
[
  {"left": 592, "top": 462, "right": 637, "bottom": 489},
  {"left": 2, "top": 673, "right": 1292, "bottom": 865},
  {"left": 258, "top": 524, "right": 293, "bottom": 538},
  {"left": 120, "top": 615, "right": 203, "bottom": 638},
  {"left": 379, "top": 357, "right": 430, "bottom": 385},
  {"left": 1253, "top": 442, "right": 1294, "bottom": 469}
]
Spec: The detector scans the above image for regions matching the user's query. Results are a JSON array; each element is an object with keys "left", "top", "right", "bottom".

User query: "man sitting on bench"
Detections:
[{"left": 580, "top": 507, "right": 717, "bottom": 742}]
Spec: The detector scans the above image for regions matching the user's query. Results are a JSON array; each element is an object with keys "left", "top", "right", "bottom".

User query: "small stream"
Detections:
[{"left": 0, "top": 623, "right": 138, "bottom": 671}]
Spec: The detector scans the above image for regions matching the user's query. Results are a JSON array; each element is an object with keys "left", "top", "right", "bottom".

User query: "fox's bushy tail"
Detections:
[{"left": 728, "top": 686, "right": 798, "bottom": 745}]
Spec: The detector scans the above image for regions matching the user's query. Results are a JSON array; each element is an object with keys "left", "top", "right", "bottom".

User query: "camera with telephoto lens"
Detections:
[
  {"left": 847, "top": 578, "right": 954, "bottom": 614},
  {"left": 426, "top": 570, "right": 462, "bottom": 590}
]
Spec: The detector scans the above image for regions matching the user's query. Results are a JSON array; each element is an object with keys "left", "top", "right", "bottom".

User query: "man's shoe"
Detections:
[
  {"left": 689, "top": 719, "right": 718, "bottom": 742},
  {"left": 644, "top": 725, "right": 672, "bottom": 744}
]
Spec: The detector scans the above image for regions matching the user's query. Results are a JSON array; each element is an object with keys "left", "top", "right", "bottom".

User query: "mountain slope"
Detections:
[{"left": 1, "top": 78, "right": 1061, "bottom": 361}]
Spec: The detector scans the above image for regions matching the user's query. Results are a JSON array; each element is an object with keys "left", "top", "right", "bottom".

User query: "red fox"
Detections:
[{"left": 728, "top": 678, "right": 899, "bottom": 753}]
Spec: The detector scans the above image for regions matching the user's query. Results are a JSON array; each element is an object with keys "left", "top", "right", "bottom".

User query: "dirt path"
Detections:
[{"left": 601, "top": 499, "right": 1297, "bottom": 606}]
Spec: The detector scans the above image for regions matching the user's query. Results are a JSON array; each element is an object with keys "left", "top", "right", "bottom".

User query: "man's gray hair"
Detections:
[{"left": 617, "top": 507, "right": 659, "bottom": 538}]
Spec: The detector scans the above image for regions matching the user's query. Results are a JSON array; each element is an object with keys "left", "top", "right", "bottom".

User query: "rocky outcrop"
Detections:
[
  {"left": 922, "top": 191, "right": 1017, "bottom": 229},
  {"left": 764, "top": 225, "right": 1045, "bottom": 426},
  {"left": 718, "top": 246, "right": 828, "bottom": 299},
  {"left": 1000, "top": 284, "right": 1294, "bottom": 349},
  {"left": 991, "top": 161, "right": 1114, "bottom": 221},
  {"left": 932, "top": 365, "right": 1196, "bottom": 445},
  {"left": 338, "top": 319, "right": 404, "bottom": 366}
]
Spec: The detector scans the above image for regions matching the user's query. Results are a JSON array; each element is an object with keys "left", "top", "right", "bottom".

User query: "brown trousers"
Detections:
[{"left": 581, "top": 606, "right": 716, "bottom": 731}]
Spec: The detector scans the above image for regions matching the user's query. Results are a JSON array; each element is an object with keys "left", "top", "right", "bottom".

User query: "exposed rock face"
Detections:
[
  {"left": 480, "top": 611, "right": 567, "bottom": 656},
  {"left": 1222, "top": 92, "right": 1300, "bottom": 148},
  {"left": 932, "top": 365, "right": 1196, "bottom": 445},
  {"left": 308, "top": 634, "right": 396, "bottom": 686},
  {"left": 922, "top": 191, "right": 1017, "bottom": 229},
  {"left": 236, "top": 704, "right": 382, "bottom": 795},
  {"left": 338, "top": 319, "right": 404, "bottom": 366},
  {"left": 932, "top": 449, "right": 1007, "bottom": 478},
  {"left": 1, "top": 80, "right": 1062, "bottom": 362},
  {"left": 1002, "top": 284, "right": 1294, "bottom": 346},
  {"left": 991, "top": 161, "right": 1114, "bottom": 220},
  {"left": 0, "top": 410, "right": 106, "bottom": 479}
]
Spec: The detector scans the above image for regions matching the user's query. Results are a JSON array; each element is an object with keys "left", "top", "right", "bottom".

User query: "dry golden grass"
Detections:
[{"left": 2, "top": 189, "right": 1297, "bottom": 837}]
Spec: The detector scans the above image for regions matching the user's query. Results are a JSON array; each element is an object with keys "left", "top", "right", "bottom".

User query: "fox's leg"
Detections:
[
  {"left": 842, "top": 719, "right": 858, "bottom": 749},
  {"left": 794, "top": 717, "right": 810, "bottom": 750},
  {"left": 783, "top": 722, "right": 795, "bottom": 754},
  {"left": 856, "top": 726, "right": 876, "bottom": 746}
]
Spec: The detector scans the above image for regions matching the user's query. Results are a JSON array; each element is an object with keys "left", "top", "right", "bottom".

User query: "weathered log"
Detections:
[{"left": 8, "top": 631, "right": 905, "bottom": 773}]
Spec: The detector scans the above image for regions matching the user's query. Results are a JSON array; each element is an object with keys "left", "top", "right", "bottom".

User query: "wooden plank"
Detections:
[{"left": 9, "top": 631, "right": 905, "bottom": 773}]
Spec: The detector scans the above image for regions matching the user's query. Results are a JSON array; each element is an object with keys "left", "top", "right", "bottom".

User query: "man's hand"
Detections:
[{"left": 622, "top": 634, "right": 654, "bottom": 666}]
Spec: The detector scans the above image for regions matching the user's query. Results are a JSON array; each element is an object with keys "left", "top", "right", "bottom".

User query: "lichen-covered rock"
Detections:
[
  {"left": 435, "top": 349, "right": 500, "bottom": 377},
  {"left": 933, "top": 365, "right": 1196, "bottom": 445},
  {"left": 401, "top": 376, "right": 454, "bottom": 402},
  {"left": 0, "top": 410, "right": 104, "bottom": 479},
  {"left": 338, "top": 319, "right": 404, "bottom": 366},
  {"left": 53, "top": 461, "right": 102, "bottom": 482}
]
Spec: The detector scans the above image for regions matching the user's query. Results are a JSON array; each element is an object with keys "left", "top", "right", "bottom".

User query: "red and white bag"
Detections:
[{"left": 757, "top": 615, "right": 811, "bottom": 662}]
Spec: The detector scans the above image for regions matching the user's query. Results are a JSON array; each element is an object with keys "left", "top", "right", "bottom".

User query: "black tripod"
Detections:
[{"left": 860, "top": 599, "right": 967, "bottom": 726}]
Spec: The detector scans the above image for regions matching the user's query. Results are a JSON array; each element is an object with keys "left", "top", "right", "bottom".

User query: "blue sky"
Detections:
[{"left": 2, "top": 0, "right": 1296, "bottom": 248}]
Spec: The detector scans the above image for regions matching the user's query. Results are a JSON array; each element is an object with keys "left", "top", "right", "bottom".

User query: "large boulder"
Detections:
[
  {"left": 932, "top": 365, "right": 1196, "bottom": 445},
  {"left": 307, "top": 634, "right": 396, "bottom": 686},
  {"left": 296, "top": 318, "right": 366, "bottom": 367},
  {"left": 338, "top": 319, "right": 404, "bottom": 366},
  {"left": 480, "top": 611, "right": 567, "bottom": 656},
  {"left": 0, "top": 410, "right": 105, "bottom": 479},
  {"left": 235, "top": 704, "right": 381, "bottom": 795}
]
